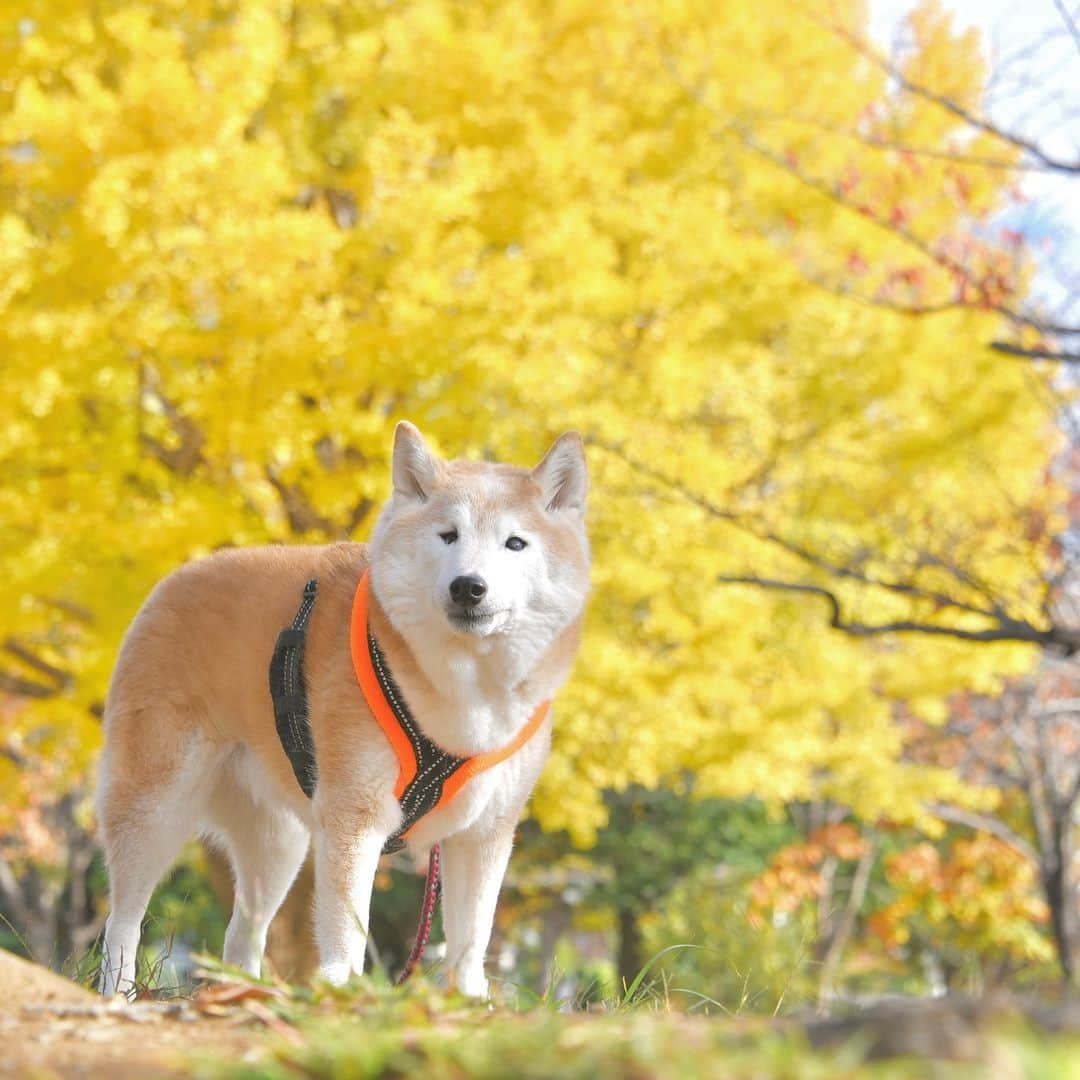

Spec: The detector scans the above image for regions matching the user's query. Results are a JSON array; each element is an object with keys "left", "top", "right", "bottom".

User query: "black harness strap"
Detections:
[
  {"left": 269, "top": 576, "right": 444, "bottom": 982},
  {"left": 270, "top": 577, "right": 473, "bottom": 855},
  {"left": 367, "top": 630, "right": 470, "bottom": 854},
  {"left": 269, "top": 578, "right": 319, "bottom": 798}
]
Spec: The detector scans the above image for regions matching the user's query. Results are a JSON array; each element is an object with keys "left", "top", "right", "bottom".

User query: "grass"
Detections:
[
  {"left": 12, "top": 936, "right": 1080, "bottom": 1077},
  {"left": 193, "top": 982, "right": 1080, "bottom": 1080},
  {"left": 178, "top": 954, "right": 1080, "bottom": 1080},
  {"left": 206, "top": 1012, "right": 906, "bottom": 1080}
]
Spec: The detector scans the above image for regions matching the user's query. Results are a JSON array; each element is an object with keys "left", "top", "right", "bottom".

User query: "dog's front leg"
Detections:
[
  {"left": 313, "top": 819, "right": 384, "bottom": 985},
  {"left": 441, "top": 820, "right": 516, "bottom": 999}
]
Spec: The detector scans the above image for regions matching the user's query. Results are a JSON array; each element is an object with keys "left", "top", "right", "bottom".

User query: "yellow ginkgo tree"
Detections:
[{"left": 0, "top": 0, "right": 1064, "bottom": 864}]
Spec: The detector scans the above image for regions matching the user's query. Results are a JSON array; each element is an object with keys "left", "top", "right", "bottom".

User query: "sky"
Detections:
[{"left": 869, "top": 0, "right": 1079, "bottom": 322}]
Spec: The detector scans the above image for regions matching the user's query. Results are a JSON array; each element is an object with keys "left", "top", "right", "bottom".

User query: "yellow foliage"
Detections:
[{"left": 0, "top": 1, "right": 1059, "bottom": 843}]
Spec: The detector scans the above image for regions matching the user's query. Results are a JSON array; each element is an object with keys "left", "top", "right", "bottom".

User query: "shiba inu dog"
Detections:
[{"left": 95, "top": 423, "right": 589, "bottom": 997}]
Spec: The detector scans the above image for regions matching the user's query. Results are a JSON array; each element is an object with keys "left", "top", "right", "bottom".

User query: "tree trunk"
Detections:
[
  {"left": 616, "top": 906, "right": 644, "bottom": 993},
  {"left": 817, "top": 840, "right": 876, "bottom": 1008},
  {"left": 537, "top": 899, "right": 571, "bottom": 995},
  {"left": 1041, "top": 819, "right": 1078, "bottom": 984}
]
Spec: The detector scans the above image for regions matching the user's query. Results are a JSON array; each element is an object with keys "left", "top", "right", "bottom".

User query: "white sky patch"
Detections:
[{"left": 869, "top": 0, "right": 1079, "bottom": 323}]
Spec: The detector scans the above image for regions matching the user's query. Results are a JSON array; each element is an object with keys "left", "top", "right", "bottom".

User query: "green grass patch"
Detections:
[{"left": 187, "top": 972, "right": 1080, "bottom": 1080}]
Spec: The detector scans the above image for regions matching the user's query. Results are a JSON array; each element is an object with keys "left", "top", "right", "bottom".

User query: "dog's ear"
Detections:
[
  {"left": 532, "top": 432, "right": 588, "bottom": 514},
  {"left": 392, "top": 421, "right": 439, "bottom": 501}
]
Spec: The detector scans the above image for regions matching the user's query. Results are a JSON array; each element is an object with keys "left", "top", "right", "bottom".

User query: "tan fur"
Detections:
[{"left": 96, "top": 427, "right": 589, "bottom": 996}]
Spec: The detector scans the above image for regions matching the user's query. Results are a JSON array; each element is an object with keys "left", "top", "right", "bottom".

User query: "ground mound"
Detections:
[
  {"left": 0, "top": 950, "right": 95, "bottom": 1005},
  {"left": 0, "top": 952, "right": 264, "bottom": 1079}
]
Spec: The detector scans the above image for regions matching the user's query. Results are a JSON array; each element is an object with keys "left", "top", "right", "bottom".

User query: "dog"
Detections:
[{"left": 95, "top": 422, "right": 589, "bottom": 997}]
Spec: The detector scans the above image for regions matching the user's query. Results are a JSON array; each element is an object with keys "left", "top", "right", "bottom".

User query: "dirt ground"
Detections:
[{"left": 0, "top": 952, "right": 271, "bottom": 1079}]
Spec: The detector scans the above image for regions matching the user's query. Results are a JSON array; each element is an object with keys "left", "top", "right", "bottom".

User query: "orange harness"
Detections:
[{"left": 350, "top": 570, "right": 549, "bottom": 851}]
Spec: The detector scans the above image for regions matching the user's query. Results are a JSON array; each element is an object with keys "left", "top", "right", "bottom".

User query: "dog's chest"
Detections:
[
  {"left": 400, "top": 766, "right": 503, "bottom": 851},
  {"left": 394, "top": 702, "right": 547, "bottom": 850},
  {"left": 402, "top": 674, "right": 530, "bottom": 757}
]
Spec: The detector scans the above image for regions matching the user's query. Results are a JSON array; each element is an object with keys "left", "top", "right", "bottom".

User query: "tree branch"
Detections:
[
  {"left": 0, "top": 745, "right": 28, "bottom": 769},
  {"left": 818, "top": 837, "right": 876, "bottom": 1004},
  {"left": 820, "top": 15, "right": 1080, "bottom": 174},
  {"left": 0, "top": 670, "right": 60, "bottom": 699},
  {"left": 265, "top": 467, "right": 338, "bottom": 535},
  {"left": 4, "top": 638, "right": 72, "bottom": 690},
  {"left": 926, "top": 802, "right": 1039, "bottom": 863},
  {"left": 1052, "top": 0, "right": 1080, "bottom": 60},
  {"left": 595, "top": 440, "right": 1003, "bottom": 620},
  {"left": 991, "top": 342, "right": 1080, "bottom": 363},
  {"left": 661, "top": 46, "right": 1078, "bottom": 350},
  {"left": 716, "top": 574, "right": 1080, "bottom": 652}
]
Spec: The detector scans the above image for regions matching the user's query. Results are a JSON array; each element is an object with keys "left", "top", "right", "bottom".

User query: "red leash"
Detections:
[{"left": 396, "top": 844, "right": 441, "bottom": 984}]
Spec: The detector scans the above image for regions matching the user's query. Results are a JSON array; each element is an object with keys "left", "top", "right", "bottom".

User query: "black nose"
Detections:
[{"left": 450, "top": 575, "right": 488, "bottom": 608}]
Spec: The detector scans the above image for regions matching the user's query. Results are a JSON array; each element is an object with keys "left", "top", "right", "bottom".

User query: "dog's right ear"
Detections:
[
  {"left": 392, "top": 421, "right": 439, "bottom": 502},
  {"left": 532, "top": 431, "right": 588, "bottom": 514}
]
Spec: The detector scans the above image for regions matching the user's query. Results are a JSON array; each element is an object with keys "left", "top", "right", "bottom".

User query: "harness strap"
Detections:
[
  {"left": 269, "top": 573, "right": 550, "bottom": 856},
  {"left": 350, "top": 570, "right": 550, "bottom": 853},
  {"left": 268, "top": 579, "right": 319, "bottom": 798}
]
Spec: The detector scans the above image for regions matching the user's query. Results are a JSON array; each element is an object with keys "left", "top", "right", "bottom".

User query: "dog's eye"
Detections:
[
  {"left": 505, "top": 536, "right": 527, "bottom": 552},
  {"left": 439, "top": 530, "right": 458, "bottom": 545}
]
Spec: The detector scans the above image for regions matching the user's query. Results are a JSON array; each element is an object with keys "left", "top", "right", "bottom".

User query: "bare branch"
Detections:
[
  {"left": 595, "top": 440, "right": 1005, "bottom": 621},
  {"left": 0, "top": 745, "right": 28, "bottom": 769},
  {"left": 264, "top": 469, "right": 372, "bottom": 537},
  {"left": 656, "top": 58, "right": 1080, "bottom": 371},
  {"left": 926, "top": 802, "right": 1039, "bottom": 863},
  {"left": 1053, "top": 0, "right": 1080, "bottom": 59},
  {"left": 818, "top": 837, "right": 876, "bottom": 1004},
  {"left": 265, "top": 467, "right": 337, "bottom": 535},
  {"left": 780, "top": 116, "right": 1051, "bottom": 172},
  {"left": 820, "top": 15, "right": 1080, "bottom": 174},
  {"left": 0, "top": 670, "right": 60, "bottom": 699},
  {"left": 992, "top": 342, "right": 1080, "bottom": 363},
  {"left": 1029, "top": 698, "right": 1080, "bottom": 719},
  {"left": 3, "top": 638, "right": 72, "bottom": 690},
  {"left": 137, "top": 363, "right": 207, "bottom": 475},
  {"left": 33, "top": 596, "right": 95, "bottom": 624},
  {"left": 716, "top": 574, "right": 1071, "bottom": 649}
]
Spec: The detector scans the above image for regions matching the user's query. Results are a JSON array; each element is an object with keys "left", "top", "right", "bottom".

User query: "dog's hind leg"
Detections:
[
  {"left": 204, "top": 754, "right": 310, "bottom": 979},
  {"left": 97, "top": 728, "right": 218, "bottom": 996}
]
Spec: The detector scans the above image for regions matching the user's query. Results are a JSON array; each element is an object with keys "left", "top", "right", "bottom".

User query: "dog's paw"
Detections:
[
  {"left": 455, "top": 967, "right": 489, "bottom": 1000},
  {"left": 318, "top": 960, "right": 353, "bottom": 986}
]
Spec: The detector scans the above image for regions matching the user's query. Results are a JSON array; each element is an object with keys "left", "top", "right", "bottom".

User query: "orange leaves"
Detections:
[
  {"left": 818, "top": 823, "right": 871, "bottom": 861},
  {"left": 884, "top": 840, "right": 944, "bottom": 893},
  {"left": 845, "top": 250, "right": 869, "bottom": 274},
  {"left": 750, "top": 821, "right": 1052, "bottom": 971},
  {"left": 191, "top": 981, "right": 304, "bottom": 1044},
  {"left": 191, "top": 981, "right": 284, "bottom": 1011},
  {"left": 870, "top": 834, "right": 1050, "bottom": 963},
  {"left": 749, "top": 824, "right": 869, "bottom": 923}
]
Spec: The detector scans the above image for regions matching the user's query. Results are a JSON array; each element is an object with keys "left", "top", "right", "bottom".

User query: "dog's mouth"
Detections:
[{"left": 446, "top": 607, "right": 510, "bottom": 635}]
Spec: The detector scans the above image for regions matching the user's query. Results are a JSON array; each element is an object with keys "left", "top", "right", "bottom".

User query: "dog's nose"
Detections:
[{"left": 450, "top": 575, "right": 488, "bottom": 608}]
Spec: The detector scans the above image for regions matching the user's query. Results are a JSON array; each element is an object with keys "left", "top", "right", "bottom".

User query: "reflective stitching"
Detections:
[
  {"left": 368, "top": 627, "right": 471, "bottom": 848},
  {"left": 270, "top": 579, "right": 319, "bottom": 799}
]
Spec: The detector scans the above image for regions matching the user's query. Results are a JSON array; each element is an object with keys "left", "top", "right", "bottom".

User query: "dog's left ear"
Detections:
[{"left": 532, "top": 432, "right": 588, "bottom": 514}]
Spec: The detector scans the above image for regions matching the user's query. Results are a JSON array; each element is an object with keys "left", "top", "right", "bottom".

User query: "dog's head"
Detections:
[{"left": 368, "top": 422, "right": 590, "bottom": 648}]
